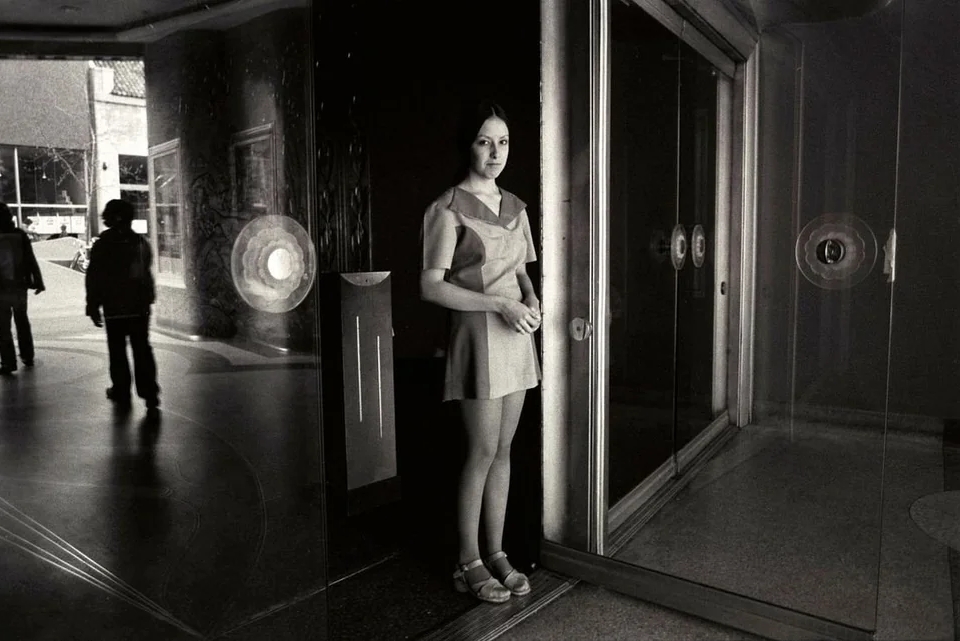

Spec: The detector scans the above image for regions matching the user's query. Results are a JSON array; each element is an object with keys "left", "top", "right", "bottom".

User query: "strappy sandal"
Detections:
[
  {"left": 453, "top": 558, "right": 511, "bottom": 603},
  {"left": 485, "top": 551, "right": 531, "bottom": 596}
]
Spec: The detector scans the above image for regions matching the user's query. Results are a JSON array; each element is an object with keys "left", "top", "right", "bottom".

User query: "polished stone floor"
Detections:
[
  {"left": 0, "top": 262, "right": 327, "bottom": 640},
  {"left": 610, "top": 421, "right": 955, "bottom": 639},
  {"left": 0, "top": 261, "right": 525, "bottom": 641},
  {"left": 505, "top": 420, "right": 958, "bottom": 641}
]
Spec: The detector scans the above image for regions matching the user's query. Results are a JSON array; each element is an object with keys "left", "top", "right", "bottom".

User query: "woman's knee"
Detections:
[
  {"left": 492, "top": 442, "right": 512, "bottom": 463},
  {"left": 465, "top": 441, "right": 498, "bottom": 468}
]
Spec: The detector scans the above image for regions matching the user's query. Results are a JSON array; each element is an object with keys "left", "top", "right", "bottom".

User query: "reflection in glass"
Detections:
[{"left": 231, "top": 124, "right": 276, "bottom": 217}]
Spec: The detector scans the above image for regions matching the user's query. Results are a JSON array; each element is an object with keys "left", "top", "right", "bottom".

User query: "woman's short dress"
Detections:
[{"left": 421, "top": 186, "right": 542, "bottom": 401}]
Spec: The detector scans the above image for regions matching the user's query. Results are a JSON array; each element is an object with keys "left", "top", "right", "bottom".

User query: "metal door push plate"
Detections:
[
  {"left": 691, "top": 224, "right": 706, "bottom": 268},
  {"left": 671, "top": 224, "right": 688, "bottom": 271}
]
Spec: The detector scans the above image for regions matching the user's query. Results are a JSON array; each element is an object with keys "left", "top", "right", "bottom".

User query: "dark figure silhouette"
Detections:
[
  {"left": 0, "top": 202, "right": 45, "bottom": 375},
  {"left": 85, "top": 199, "right": 160, "bottom": 411}
]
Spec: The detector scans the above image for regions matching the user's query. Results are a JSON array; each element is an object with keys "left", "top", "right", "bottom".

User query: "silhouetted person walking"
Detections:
[
  {"left": 0, "top": 203, "right": 45, "bottom": 375},
  {"left": 85, "top": 199, "right": 160, "bottom": 411}
]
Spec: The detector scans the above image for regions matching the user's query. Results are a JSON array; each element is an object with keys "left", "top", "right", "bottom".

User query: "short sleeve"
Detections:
[
  {"left": 520, "top": 211, "right": 537, "bottom": 263},
  {"left": 421, "top": 202, "right": 458, "bottom": 270}
]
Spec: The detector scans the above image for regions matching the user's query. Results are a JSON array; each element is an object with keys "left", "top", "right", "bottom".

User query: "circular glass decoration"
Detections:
[
  {"left": 691, "top": 224, "right": 707, "bottom": 268},
  {"left": 230, "top": 215, "right": 317, "bottom": 313},
  {"left": 671, "top": 224, "right": 688, "bottom": 271},
  {"left": 795, "top": 213, "right": 877, "bottom": 290}
]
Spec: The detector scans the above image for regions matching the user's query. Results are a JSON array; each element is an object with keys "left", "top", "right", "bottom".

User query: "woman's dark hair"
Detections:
[{"left": 454, "top": 99, "right": 510, "bottom": 181}]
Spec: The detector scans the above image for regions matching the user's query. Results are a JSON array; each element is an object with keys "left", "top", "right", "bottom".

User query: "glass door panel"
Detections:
[
  {"left": 607, "top": 0, "right": 680, "bottom": 508},
  {"left": 748, "top": 12, "right": 900, "bottom": 629},
  {"left": 675, "top": 41, "right": 720, "bottom": 454},
  {"left": 615, "top": 7, "right": 900, "bottom": 632},
  {"left": 542, "top": 0, "right": 908, "bottom": 637}
]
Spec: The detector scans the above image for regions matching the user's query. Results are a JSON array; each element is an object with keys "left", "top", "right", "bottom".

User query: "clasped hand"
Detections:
[{"left": 500, "top": 297, "right": 541, "bottom": 334}]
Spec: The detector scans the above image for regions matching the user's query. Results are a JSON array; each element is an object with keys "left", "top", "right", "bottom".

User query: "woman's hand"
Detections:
[
  {"left": 523, "top": 295, "right": 541, "bottom": 332},
  {"left": 499, "top": 298, "right": 541, "bottom": 334}
]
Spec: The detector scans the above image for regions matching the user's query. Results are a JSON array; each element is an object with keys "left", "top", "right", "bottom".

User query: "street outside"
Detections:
[{"left": 26, "top": 252, "right": 93, "bottom": 339}]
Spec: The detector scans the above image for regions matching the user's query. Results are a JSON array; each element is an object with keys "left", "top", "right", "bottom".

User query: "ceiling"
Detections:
[
  {"left": 727, "top": 0, "right": 897, "bottom": 30},
  {"left": 0, "top": 0, "right": 898, "bottom": 51},
  {"left": 0, "top": 0, "right": 307, "bottom": 44}
]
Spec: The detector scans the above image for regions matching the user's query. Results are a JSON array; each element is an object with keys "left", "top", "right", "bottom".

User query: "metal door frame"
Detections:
[
  {"left": 539, "top": 3, "right": 883, "bottom": 639},
  {"left": 540, "top": 0, "right": 757, "bottom": 558}
]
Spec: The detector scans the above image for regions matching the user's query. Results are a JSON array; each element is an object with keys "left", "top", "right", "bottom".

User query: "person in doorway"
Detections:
[
  {"left": 46, "top": 224, "right": 69, "bottom": 240},
  {"left": 420, "top": 100, "right": 541, "bottom": 603},
  {"left": 85, "top": 199, "right": 160, "bottom": 412},
  {"left": 0, "top": 203, "right": 45, "bottom": 375}
]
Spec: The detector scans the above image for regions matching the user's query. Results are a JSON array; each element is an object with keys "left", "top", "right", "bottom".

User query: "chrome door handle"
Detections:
[
  {"left": 569, "top": 317, "right": 594, "bottom": 341},
  {"left": 883, "top": 228, "right": 897, "bottom": 283}
]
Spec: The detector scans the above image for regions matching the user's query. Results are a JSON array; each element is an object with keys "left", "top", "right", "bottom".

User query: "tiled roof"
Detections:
[{"left": 93, "top": 59, "right": 145, "bottom": 99}]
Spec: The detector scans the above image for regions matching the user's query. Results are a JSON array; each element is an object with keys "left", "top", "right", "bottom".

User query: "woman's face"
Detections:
[{"left": 468, "top": 116, "right": 509, "bottom": 180}]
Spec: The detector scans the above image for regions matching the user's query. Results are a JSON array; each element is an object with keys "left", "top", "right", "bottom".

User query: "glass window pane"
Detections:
[
  {"left": 120, "top": 189, "right": 149, "bottom": 234},
  {"left": 17, "top": 146, "right": 86, "bottom": 206},
  {"left": 55, "top": 149, "right": 87, "bottom": 205},
  {"left": 119, "top": 154, "right": 148, "bottom": 185},
  {"left": 150, "top": 147, "right": 182, "bottom": 275},
  {"left": 0, "top": 145, "right": 16, "bottom": 203},
  {"left": 153, "top": 153, "right": 179, "bottom": 205}
]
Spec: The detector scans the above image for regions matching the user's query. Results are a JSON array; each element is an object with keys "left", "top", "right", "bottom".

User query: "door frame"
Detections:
[{"left": 539, "top": 0, "right": 758, "bottom": 556}]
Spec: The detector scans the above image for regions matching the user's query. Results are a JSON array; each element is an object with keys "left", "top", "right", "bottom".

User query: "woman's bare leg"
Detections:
[
  {"left": 482, "top": 390, "right": 526, "bottom": 554},
  {"left": 457, "top": 397, "right": 503, "bottom": 565}
]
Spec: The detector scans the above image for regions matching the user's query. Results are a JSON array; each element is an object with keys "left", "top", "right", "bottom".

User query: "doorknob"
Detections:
[{"left": 569, "top": 317, "right": 594, "bottom": 341}]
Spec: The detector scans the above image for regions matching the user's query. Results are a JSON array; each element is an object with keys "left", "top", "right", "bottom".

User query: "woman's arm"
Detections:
[
  {"left": 515, "top": 264, "right": 541, "bottom": 331},
  {"left": 515, "top": 264, "right": 538, "bottom": 311},
  {"left": 421, "top": 268, "right": 539, "bottom": 331}
]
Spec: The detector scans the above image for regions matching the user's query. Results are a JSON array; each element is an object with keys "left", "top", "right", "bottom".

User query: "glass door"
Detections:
[
  {"left": 675, "top": 40, "right": 721, "bottom": 456},
  {"left": 541, "top": 0, "right": 906, "bottom": 638},
  {"left": 607, "top": 1, "right": 680, "bottom": 512},
  {"left": 607, "top": 0, "right": 726, "bottom": 529}
]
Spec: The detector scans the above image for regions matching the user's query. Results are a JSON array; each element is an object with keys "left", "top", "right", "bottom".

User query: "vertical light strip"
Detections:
[
  {"left": 874, "top": 0, "right": 906, "bottom": 623},
  {"left": 737, "top": 50, "right": 760, "bottom": 427},
  {"left": 377, "top": 335, "right": 383, "bottom": 438},
  {"left": 713, "top": 74, "right": 732, "bottom": 415},
  {"left": 540, "top": 0, "right": 572, "bottom": 545},
  {"left": 13, "top": 147, "right": 21, "bottom": 226},
  {"left": 671, "top": 23, "right": 682, "bottom": 474},
  {"left": 356, "top": 315, "right": 363, "bottom": 423},
  {"left": 788, "top": 37, "right": 806, "bottom": 441},
  {"left": 588, "top": 0, "right": 610, "bottom": 556}
]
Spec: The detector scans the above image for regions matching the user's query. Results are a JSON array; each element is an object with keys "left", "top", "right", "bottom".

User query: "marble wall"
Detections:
[{"left": 145, "top": 9, "right": 317, "bottom": 350}]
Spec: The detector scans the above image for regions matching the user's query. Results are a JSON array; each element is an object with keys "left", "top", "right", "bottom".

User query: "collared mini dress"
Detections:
[{"left": 422, "top": 186, "right": 542, "bottom": 401}]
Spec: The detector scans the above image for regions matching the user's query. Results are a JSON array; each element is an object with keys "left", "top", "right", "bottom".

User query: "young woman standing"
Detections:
[{"left": 420, "top": 100, "right": 541, "bottom": 603}]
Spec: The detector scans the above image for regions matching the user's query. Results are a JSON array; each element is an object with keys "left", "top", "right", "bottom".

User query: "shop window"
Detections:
[
  {"left": 148, "top": 140, "right": 184, "bottom": 284},
  {"left": 230, "top": 123, "right": 276, "bottom": 217},
  {"left": 0, "top": 143, "right": 88, "bottom": 235},
  {"left": 119, "top": 154, "right": 149, "bottom": 234}
]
